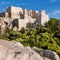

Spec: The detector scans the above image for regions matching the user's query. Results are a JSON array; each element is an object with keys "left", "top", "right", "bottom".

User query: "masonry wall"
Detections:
[
  {"left": 39, "top": 10, "right": 49, "bottom": 25},
  {"left": 6, "top": 6, "right": 23, "bottom": 19},
  {"left": 0, "top": 6, "right": 49, "bottom": 31},
  {"left": 32, "top": 10, "right": 39, "bottom": 19}
]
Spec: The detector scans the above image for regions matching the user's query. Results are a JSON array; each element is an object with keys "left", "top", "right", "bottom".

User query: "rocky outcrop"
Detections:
[
  {"left": 0, "top": 40, "right": 60, "bottom": 60},
  {"left": 33, "top": 47, "right": 60, "bottom": 60},
  {"left": 41, "top": 50, "right": 59, "bottom": 60}
]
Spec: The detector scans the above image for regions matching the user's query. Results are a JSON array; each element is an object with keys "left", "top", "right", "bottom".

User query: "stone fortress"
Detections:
[{"left": 0, "top": 6, "right": 49, "bottom": 31}]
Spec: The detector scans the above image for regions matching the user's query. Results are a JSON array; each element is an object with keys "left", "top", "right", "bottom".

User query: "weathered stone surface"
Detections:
[
  {"left": 42, "top": 50, "right": 60, "bottom": 60},
  {"left": 0, "top": 40, "right": 60, "bottom": 60},
  {"left": 43, "top": 57, "right": 51, "bottom": 60},
  {"left": 0, "top": 45, "right": 6, "bottom": 60},
  {"left": 33, "top": 47, "right": 60, "bottom": 60}
]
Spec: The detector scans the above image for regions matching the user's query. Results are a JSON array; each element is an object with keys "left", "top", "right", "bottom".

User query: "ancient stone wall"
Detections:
[
  {"left": 6, "top": 6, "right": 23, "bottom": 19},
  {"left": 39, "top": 10, "right": 49, "bottom": 25},
  {"left": 0, "top": 6, "right": 49, "bottom": 31},
  {"left": 32, "top": 10, "right": 39, "bottom": 19}
]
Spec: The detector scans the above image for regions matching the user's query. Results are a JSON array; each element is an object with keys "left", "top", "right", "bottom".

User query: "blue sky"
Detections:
[{"left": 0, "top": 0, "right": 60, "bottom": 19}]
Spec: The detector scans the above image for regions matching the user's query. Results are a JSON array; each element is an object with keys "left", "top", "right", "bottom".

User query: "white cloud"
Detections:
[
  {"left": 50, "top": 0, "right": 57, "bottom": 2},
  {"left": 0, "top": 2, "right": 10, "bottom": 5},
  {"left": 48, "top": 10, "right": 60, "bottom": 16},
  {"left": 49, "top": 0, "right": 58, "bottom": 2},
  {"left": 53, "top": 10, "right": 60, "bottom": 15},
  {"left": 16, "top": 3, "right": 28, "bottom": 6}
]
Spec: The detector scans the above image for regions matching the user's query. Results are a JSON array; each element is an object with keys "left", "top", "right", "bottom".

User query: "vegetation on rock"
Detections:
[{"left": 0, "top": 18, "right": 60, "bottom": 56}]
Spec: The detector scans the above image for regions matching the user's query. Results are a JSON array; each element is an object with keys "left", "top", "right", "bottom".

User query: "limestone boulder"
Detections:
[
  {"left": 0, "top": 40, "right": 44, "bottom": 60},
  {"left": 42, "top": 50, "right": 60, "bottom": 60},
  {"left": 0, "top": 45, "right": 6, "bottom": 60},
  {"left": 33, "top": 47, "right": 60, "bottom": 60},
  {"left": 0, "top": 40, "right": 60, "bottom": 60},
  {"left": 43, "top": 57, "right": 51, "bottom": 60}
]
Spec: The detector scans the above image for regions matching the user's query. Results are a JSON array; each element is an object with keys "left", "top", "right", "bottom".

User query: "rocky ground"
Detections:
[{"left": 0, "top": 40, "right": 60, "bottom": 60}]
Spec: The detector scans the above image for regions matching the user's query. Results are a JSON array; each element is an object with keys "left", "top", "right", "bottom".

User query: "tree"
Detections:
[{"left": 45, "top": 18, "right": 60, "bottom": 32}]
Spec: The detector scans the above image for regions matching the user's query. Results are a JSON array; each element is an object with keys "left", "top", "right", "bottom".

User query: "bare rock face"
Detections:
[
  {"left": 33, "top": 47, "right": 60, "bottom": 60},
  {"left": 0, "top": 40, "right": 44, "bottom": 60},
  {"left": 0, "top": 40, "right": 59, "bottom": 60},
  {"left": 0, "top": 45, "right": 6, "bottom": 60},
  {"left": 43, "top": 57, "right": 51, "bottom": 60},
  {"left": 41, "top": 50, "right": 60, "bottom": 60}
]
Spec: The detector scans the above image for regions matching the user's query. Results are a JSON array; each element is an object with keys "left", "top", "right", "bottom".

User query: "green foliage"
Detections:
[
  {"left": 45, "top": 18, "right": 60, "bottom": 32},
  {"left": 54, "top": 31, "right": 60, "bottom": 39},
  {"left": 5, "top": 30, "right": 21, "bottom": 40}
]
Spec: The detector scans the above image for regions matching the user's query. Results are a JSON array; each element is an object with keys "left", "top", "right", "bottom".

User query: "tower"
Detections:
[{"left": 39, "top": 10, "right": 49, "bottom": 25}]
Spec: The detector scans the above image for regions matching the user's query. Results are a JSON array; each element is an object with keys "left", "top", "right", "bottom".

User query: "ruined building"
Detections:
[{"left": 0, "top": 6, "right": 49, "bottom": 31}]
